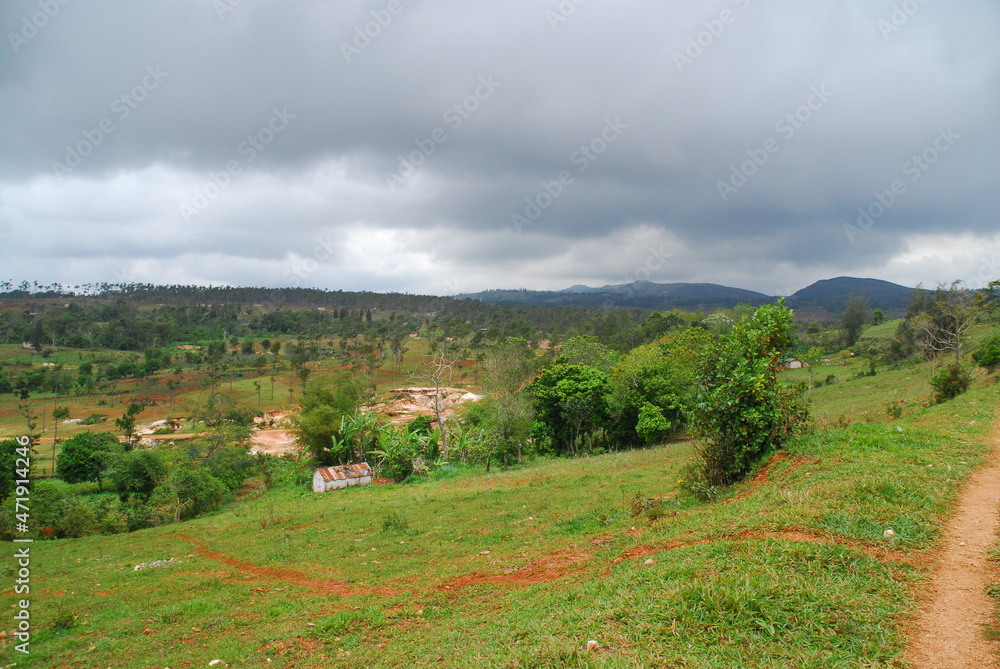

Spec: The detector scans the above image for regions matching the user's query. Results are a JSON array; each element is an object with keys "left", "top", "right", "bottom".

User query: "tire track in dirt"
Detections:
[{"left": 906, "top": 419, "right": 1000, "bottom": 669}]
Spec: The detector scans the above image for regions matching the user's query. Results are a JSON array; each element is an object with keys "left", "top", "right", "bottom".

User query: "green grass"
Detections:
[{"left": 4, "top": 378, "right": 997, "bottom": 667}]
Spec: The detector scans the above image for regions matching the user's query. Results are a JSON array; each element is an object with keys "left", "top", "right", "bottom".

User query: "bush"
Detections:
[
  {"left": 106, "top": 450, "right": 167, "bottom": 500},
  {"left": 973, "top": 333, "right": 1000, "bottom": 371},
  {"left": 94, "top": 498, "right": 131, "bottom": 534},
  {"left": 931, "top": 364, "right": 971, "bottom": 403},
  {"left": 57, "top": 431, "right": 121, "bottom": 490},
  {"left": 152, "top": 465, "right": 227, "bottom": 521},
  {"left": 0, "top": 482, "right": 69, "bottom": 540},
  {"left": 205, "top": 444, "right": 255, "bottom": 491},
  {"left": 57, "top": 498, "right": 97, "bottom": 538},
  {"left": 691, "top": 301, "right": 809, "bottom": 486}
]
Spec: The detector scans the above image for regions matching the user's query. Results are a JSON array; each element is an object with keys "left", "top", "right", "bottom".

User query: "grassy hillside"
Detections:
[{"left": 4, "top": 374, "right": 998, "bottom": 667}]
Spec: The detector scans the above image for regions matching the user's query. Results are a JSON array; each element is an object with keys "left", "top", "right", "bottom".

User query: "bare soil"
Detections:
[
  {"left": 906, "top": 421, "right": 1000, "bottom": 669},
  {"left": 249, "top": 429, "right": 299, "bottom": 456}
]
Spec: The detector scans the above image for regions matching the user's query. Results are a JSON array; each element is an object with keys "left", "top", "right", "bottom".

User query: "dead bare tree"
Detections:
[{"left": 409, "top": 353, "right": 457, "bottom": 460}]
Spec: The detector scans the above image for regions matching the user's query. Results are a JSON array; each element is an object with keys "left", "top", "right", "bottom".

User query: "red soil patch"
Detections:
[
  {"left": 235, "top": 479, "right": 266, "bottom": 500},
  {"left": 724, "top": 453, "right": 809, "bottom": 506},
  {"left": 176, "top": 533, "right": 404, "bottom": 597},
  {"left": 618, "top": 545, "right": 658, "bottom": 560},
  {"left": 439, "top": 548, "right": 591, "bottom": 590}
]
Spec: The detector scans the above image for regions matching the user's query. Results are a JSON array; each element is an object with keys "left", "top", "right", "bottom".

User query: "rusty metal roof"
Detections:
[{"left": 316, "top": 463, "right": 373, "bottom": 483}]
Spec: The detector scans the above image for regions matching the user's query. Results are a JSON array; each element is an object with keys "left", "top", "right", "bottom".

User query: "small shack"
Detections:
[{"left": 312, "top": 463, "right": 374, "bottom": 493}]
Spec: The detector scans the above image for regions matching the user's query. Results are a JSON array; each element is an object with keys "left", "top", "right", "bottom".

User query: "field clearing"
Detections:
[{"left": 5, "top": 378, "right": 998, "bottom": 667}]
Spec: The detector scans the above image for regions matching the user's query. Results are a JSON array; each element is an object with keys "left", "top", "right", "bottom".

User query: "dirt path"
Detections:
[{"left": 907, "top": 421, "right": 1000, "bottom": 669}]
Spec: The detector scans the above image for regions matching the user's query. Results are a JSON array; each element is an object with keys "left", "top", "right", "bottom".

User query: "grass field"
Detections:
[{"left": 3, "top": 371, "right": 998, "bottom": 667}]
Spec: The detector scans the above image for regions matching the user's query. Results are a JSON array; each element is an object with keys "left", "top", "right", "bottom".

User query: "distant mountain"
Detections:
[
  {"left": 785, "top": 277, "right": 912, "bottom": 313},
  {"left": 464, "top": 281, "right": 773, "bottom": 311},
  {"left": 463, "top": 276, "right": 915, "bottom": 314}
]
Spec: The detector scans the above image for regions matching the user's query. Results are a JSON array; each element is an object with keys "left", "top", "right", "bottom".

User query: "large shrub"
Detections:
[
  {"left": 692, "top": 301, "right": 809, "bottom": 486},
  {"left": 152, "top": 465, "right": 226, "bottom": 521},
  {"left": 931, "top": 364, "right": 971, "bottom": 403},
  {"left": 106, "top": 450, "right": 167, "bottom": 500},
  {"left": 57, "top": 497, "right": 97, "bottom": 538},
  {"left": 56, "top": 431, "right": 121, "bottom": 490},
  {"left": 973, "top": 333, "right": 1000, "bottom": 371}
]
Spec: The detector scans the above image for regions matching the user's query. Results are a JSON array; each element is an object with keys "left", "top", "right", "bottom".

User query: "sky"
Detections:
[{"left": 1, "top": 0, "right": 998, "bottom": 298}]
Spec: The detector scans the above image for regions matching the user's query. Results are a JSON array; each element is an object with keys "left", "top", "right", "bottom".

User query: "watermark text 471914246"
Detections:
[{"left": 11, "top": 435, "right": 33, "bottom": 655}]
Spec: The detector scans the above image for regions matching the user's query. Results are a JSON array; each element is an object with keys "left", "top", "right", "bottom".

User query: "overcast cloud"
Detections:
[{"left": 1, "top": 0, "right": 998, "bottom": 297}]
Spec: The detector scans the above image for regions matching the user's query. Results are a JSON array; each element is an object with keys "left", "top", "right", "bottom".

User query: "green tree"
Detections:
[
  {"left": 871, "top": 308, "right": 885, "bottom": 326},
  {"left": 115, "top": 402, "right": 146, "bottom": 450},
  {"left": 973, "top": 333, "right": 1000, "bottom": 371},
  {"left": 529, "top": 363, "right": 610, "bottom": 455},
  {"left": 106, "top": 450, "right": 167, "bottom": 500},
  {"left": 841, "top": 294, "right": 870, "bottom": 347},
  {"left": 470, "top": 338, "right": 539, "bottom": 463},
  {"left": 370, "top": 424, "right": 426, "bottom": 483},
  {"left": 0, "top": 439, "right": 26, "bottom": 499},
  {"left": 635, "top": 402, "right": 671, "bottom": 444},
  {"left": 910, "top": 281, "right": 982, "bottom": 365},
  {"left": 293, "top": 374, "right": 366, "bottom": 464},
  {"left": 51, "top": 405, "right": 70, "bottom": 466},
  {"left": 56, "top": 431, "right": 121, "bottom": 491},
  {"left": 152, "top": 465, "right": 226, "bottom": 522},
  {"left": 556, "top": 336, "right": 620, "bottom": 370},
  {"left": 692, "top": 300, "right": 809, "bottom": 486},
  {"left": 607, "top": 328, "right": 713, "bottom": 448}
]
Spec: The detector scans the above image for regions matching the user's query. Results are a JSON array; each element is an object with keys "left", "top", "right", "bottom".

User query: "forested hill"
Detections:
[
  {"left": 0, "top": 282, "right": 458, "bottom": 312},
  {"left": 0, "top": 282, "right": 673, "bottom": 353},
  {"left": 785, "top": 277, "right": 913, "bottom": 312},
  {"left": 463, "top": 281, "right": 773, "bottom": 311},
  {"left": 0, "top": 277, "right": 911, "bottom": 327}
]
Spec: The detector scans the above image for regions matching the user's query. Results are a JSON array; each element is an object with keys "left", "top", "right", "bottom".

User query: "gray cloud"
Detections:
[{"left": 1, "top": 0, "right": 998, "bottom": 296}]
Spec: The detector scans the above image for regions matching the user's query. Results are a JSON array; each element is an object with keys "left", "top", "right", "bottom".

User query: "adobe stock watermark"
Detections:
[
  {"left": 877, "top": 0, "right": 930, "bottom": 41},
  {"left": 282, "top": 232, "right": 339, "bottom": 287},
  {"left": 511, "top": 116, "right": 628, "bottom": 233},
  {"left": 215, "top": 0, "right": 322, "bottom": 20},
  {"left": 7, "top": 0, "right": 72, "bottom": 54},
  {"left": 843, "top": 126, "right": 959, "bottom": 244},
  {"left": 340, "top": 0, "right": 408, "bottom": 63},
  {"left": 179, "top": 107, "right": 296, "bottom": 222},
  {"left": 673, "top": 0, "right": 751, "bottom": 73},
  {"left": 600, "top": 244, "right": 674, "bottom": 309},
  {"left": 51, "top": 65, "right": 169, "bottom": 179},
  {"left": 716, "top": 84, "right": 833, "bottom": 202},
  {"left": 546, "top": 0, "right": 588, "bottom": 31},
  {"left": 384, "top": 75, "right": 502, "bottom": 191},
  {"left": 966, "top": 244, "right": 999, "bottom": 291}
]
